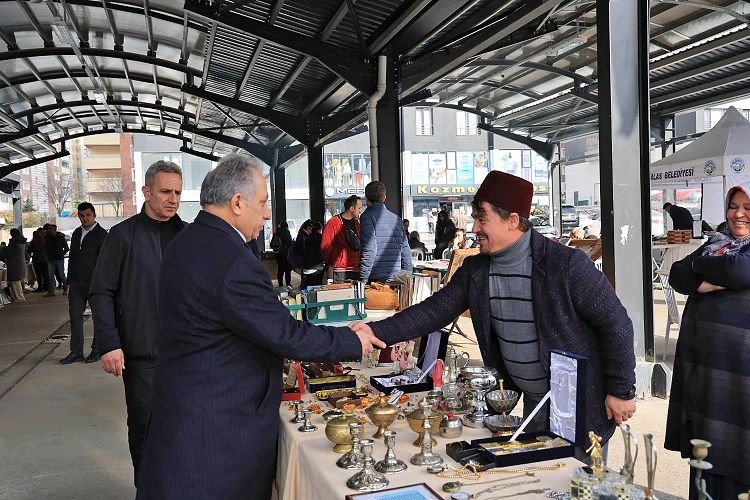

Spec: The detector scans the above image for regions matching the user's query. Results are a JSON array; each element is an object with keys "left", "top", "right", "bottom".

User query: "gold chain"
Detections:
[{"left": 436, "top": 461, "right": 566, "bottom": 480}]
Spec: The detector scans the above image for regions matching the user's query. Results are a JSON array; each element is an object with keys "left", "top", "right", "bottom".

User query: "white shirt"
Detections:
[{"left": 79, "top": 222, "right": 98, "bottom": 247}]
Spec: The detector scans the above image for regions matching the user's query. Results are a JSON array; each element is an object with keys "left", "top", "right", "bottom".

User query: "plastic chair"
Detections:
[
  {"left": 658, "top": 270, "right": 681, "bottom": 360},
  {"left": 410, "top": 248, "right": 426, "bottom": 261}
]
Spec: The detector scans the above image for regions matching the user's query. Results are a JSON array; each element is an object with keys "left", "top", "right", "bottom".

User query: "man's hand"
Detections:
[
  {"left": 605, "top": 395, "right": 636, "bottom": 425},
  {"left": 101, "top": 349, "right": 125, "bottom": 377},
  {"left": 349, "top": 322, "right": 386, "bottom": 359},
  {"left": 697, "top": 281, "right": 725, "bottom": 294}
]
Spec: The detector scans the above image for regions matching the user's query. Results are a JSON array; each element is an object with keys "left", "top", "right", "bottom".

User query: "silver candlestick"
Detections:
[
  {"left": 410, "top": 400, "right": 443, "bottom": 467},
  {"left": 619, "top": 423, "right": 639, "bottom": 484},
  {"left": 457, "top": 366, "right": 498, "bottom": 427},
  {"left": 337, "top": 422, "right": 364, "bottom": 469},
  {"left": 298, "top": 408, "right": 317, "bottom": 433},
  {"left": 375, "top": 430, "right": 407, "bottom": 474},
  {"left": 346, "top": 439, "right": 389, "bottom": 491},
  {"left": 643, "top": 433, "right": 659, "bottom": 500},
  {"left": 289, "top": 401, "right": 304, "bottom": 424},
  {"left": 688, "top": 439, "right": 713, "bottom": 500}
]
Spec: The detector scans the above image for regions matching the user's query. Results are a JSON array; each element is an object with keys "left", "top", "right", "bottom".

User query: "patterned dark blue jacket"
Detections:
[{"left": 369, "top": 229, "right": 636, "bottom": 443}]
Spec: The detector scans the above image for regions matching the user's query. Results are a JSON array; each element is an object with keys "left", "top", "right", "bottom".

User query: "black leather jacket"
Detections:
[{"left": 89, "top": 209, "right": 186, "bottom": 357}]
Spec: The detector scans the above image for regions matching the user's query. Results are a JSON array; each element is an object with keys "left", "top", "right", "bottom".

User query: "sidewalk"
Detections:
[{"left": 0, "top": 279, "right": 691, "bottom": 499}]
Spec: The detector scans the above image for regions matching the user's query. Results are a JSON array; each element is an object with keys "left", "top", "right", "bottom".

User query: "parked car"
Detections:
[
  {"left": 561, "top": 205, "right": 580, "bottom": 233},
  {"left": 530, "top": 215, "right": 559, "bottom": 239}
]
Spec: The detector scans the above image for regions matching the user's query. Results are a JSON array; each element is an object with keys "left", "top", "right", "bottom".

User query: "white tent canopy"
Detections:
[{"left": 651, "top": 106, "right": 750, "bottom": 225}]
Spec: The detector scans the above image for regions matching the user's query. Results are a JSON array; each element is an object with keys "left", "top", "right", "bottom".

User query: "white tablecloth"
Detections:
[
  {"left": 652, "top": 241, "right": 703, "bottom": 274},
  {"left": 276, "top": 364, "right": 582, "bottom": 500}
]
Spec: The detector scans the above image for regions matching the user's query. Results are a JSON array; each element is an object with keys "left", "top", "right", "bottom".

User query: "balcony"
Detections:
[
  {"left": 456, "top": 126, "right": 481, "bottom": 136},
  {"left": 85, "top": 154, "right": 122, "bottom": 170},
  {"left": 415, "top": 125, "right": 434, "bottom": 136},
  {"left": 84, "top": 133, "right": 120, "bottom": 146},
  {"left": 87, "top": 177, "right": 123, "bottom": 194}
]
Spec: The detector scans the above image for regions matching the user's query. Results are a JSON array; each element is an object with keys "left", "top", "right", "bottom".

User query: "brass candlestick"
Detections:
[{"left": 688, "top": 439, "right": 713, "bottom": 500}]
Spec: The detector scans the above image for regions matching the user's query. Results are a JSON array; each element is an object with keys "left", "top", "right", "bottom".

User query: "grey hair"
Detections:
[
  {"left": 200, "top": 153, "right": 263, "bottom": 207},
  {"left": 145, "top": 160, "right": 182, "bottom": 188}
]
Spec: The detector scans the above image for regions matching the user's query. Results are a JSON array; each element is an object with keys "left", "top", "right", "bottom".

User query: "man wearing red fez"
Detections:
[{"left": 353, "top": 170, "right": 636, "bottom": 461}]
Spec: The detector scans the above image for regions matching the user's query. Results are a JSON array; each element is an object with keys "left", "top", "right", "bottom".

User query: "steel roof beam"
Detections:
[
  {"left": 59, "top": 0, "right": 206, "bottom": 32},
  {"left": 467, "top": 59, "right": 594, "bottom": 85},
  {"left": 5, "top": 142, "right": 34, "bottom": 158},
  {"left": 143, "top": 0, "right": 156, "bottom": 56},
  {"left": 184, "top": 0, "right": 373, "bottom": 95},
  {"left": 478, "top": 123, "right": 554, "bottom": 160},
  {"left": 182, "top": 124, "right": 273, "bottom": 165},
  {"left": 3, "top": 68, "right": 183, "bottom": 92},
  {"left": 652, "top": 51, "right": 750, "bottom": 90},
  {"left": 401, "top": 0, "right": 565, "bottom": 97},
  {"left": 651, "top": 28, "right": 750, "bottom": 71},
  {"left": 180, "top": 145, "right": 218, "bottom": 162},
  {"left": 200, "top": 22, "right": 218, "bottom": 91},
  {"left": 0, "top": 150, "right": 69, "bottom": 178},
  {"left": 0, "top": 47, "right": 201, "bottom": 78},
  {"left": 101, "top": 0, "right": 124, "bottom": 49},
  {"left": 184, "top": 85, "right": 307, "bottom": 143},
  {"left": 652, "top": 69, "right": 750, "bottom": 106}
]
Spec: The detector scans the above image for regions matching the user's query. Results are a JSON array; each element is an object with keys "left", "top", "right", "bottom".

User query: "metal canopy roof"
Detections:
[{"left": 1, "top": 0, "right": 749, "bottom": 178}]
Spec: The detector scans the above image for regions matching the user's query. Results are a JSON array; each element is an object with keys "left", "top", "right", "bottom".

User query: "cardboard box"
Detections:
[{"left": 471, "top": 351, "right": 588, "bottom": 467}]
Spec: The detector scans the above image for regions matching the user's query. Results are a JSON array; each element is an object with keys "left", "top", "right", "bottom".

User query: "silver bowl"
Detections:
[
  {"left": 486, "top": 390, "right": 519, "bottom": 414},
  {"left": 483, "top": 414, "right": 523, "bottom": 436}
]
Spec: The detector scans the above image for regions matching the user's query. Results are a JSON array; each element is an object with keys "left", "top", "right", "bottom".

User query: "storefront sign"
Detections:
[
  {"left": 407, "top": 182, "right": 548, "bottom": 196},
  {"left": 324, "top": 186, "right": 366, "bottom": 198}
]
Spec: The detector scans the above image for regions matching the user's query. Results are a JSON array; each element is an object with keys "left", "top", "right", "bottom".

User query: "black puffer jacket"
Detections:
[{"left": 89, "top": 209, "right": 186, "bottom": 357}]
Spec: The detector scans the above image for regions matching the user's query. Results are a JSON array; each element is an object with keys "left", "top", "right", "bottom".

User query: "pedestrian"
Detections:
[
  {"left": 136, "top": 153, "right": 384, "bottom": 499},
  {"left": 6, "top": 228, "right": 27, "bottom": 302},
  {"left": 351, "top": 170, "right": 636, "bottom": 460},
  {"left": 27, "top": 229, "right": 48, "bottom": 293},
  {"left": 60, "top": 202, "right": 108, "bottom": 365},
  {"left": 44, "top": 224, "right": 69, "bottom": 297},
  {"left": 301, "top": 221, "right": 326, "bottom": 287},
  {"left": 433, "top": 209, "right": 456, "bottom": 259},
  {"left": 320, "top": 195, "right": 362, "bottom": 283},
  {"left": 273, "top": 220, "right": 293, "bottom": 287},
  {"left": 89, "top": 160, "right": 186, "bottom": 486},
  {"left": 663, "top": 202, "right": 694, "bottom": 230},
  {"left": 358, "top": 181, "right": 412, "bottom": 283}
]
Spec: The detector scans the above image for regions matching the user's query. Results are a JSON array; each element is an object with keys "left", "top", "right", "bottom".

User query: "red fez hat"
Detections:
[{"left": 474, "top": 171, "right": 534, "bottom": 218}]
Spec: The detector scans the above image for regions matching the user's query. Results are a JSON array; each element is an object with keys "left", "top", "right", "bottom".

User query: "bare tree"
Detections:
[
  {"left": 98, "top": 176, "right": 127, "bottom": 217},
  {"left": 40, "top": 174, "right": 75, "bottom": 216}
]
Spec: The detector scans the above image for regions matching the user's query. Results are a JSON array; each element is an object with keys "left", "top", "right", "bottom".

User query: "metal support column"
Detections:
[
  {"left": 376, "top": 61, "right": 403, "bottom": 217},
  {"left": 12, "top": 184, "right": 22, "bottom": 231},
  {"left": 597, "top": 0, "right": 652, "bottom": 359},
  {"left": 307, "top": 144, "right": 325, "bottom": 223},
  {"left": 549, "top": 144, "right": 562, "bottom": 235}
]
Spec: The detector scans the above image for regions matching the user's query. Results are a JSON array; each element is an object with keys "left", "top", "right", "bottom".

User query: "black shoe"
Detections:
[
  {"left": 84, "top": 351, "right": 101, "bottom": 364},
  {"left": 59, "top": 353, "right": 85, "bottom": 364}
]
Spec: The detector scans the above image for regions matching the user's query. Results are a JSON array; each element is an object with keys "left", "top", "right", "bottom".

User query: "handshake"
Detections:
[{"left": 348, "top": 321, "right": 386, "bottom": 359}]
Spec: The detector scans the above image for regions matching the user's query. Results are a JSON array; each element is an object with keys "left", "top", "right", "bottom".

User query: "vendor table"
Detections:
[
  {"left": 652, "top": 241, "right": 703, "bottom": 275},
  {"left": 275, "top": 364, "right": 582, "bottom": 500}
]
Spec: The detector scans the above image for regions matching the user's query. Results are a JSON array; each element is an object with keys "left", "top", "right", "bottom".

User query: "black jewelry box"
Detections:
[{"left": 471, "top": 350, "right": 588, "bottom": 468}]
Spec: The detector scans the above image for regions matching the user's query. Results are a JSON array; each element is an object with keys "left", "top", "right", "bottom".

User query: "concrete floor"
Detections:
[{"left": 0, "top": 274, "right": 690, "bottom": 499}]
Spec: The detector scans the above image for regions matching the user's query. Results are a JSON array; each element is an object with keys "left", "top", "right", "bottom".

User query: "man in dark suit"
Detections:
[
  {"left": 663, "top": 202, "right": 694, "bottom": 230},
  {"left": 89, "top": 160, "right": 185, "bottom": 486},
  {"left": 137, "top": 154, "right": 385, "bottom": 500},
  {"left": 60, "top": 202, "right": 108, "bottom": 364}
]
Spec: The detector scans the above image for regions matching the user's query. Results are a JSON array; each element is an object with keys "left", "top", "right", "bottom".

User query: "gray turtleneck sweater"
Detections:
[{"left": 489, "top": 230, "right": 549, "bottom": 415}]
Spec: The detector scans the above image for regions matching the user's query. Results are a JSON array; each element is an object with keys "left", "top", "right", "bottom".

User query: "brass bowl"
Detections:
[
  {"left": 365, "top": 393, "right": 399, "bottom": 439},
  {"left": 486, "top": 390, "right": 519, "bottom": 414},
  {"left": 325, "top": 415, "right": 362, "bottom": 453},
  {"left": 483, "top": 414, "right": 523, "bottom": 436},
  {"left": 406, "top": 407, "right": 443, "bottom": 447}
]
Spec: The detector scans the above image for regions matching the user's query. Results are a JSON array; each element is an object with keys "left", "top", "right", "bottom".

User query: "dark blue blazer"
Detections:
[{"left": 136, "top": 211, "right": 362, "bottom": 500}]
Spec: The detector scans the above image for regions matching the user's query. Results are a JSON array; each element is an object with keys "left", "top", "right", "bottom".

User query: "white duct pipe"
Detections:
[{"left": 368, "top": 55, "right": 388, "bottom": 181}]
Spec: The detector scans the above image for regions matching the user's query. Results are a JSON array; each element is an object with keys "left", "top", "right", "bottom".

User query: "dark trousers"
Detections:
[
  {"left": 276, "top": 254, "right": 291, "bottom": 287},
  {"left": 33, "top": 260, "right": 48, "bottom": 291},
  {"left": 67, "top": 282, "right": 94, "bottom": 355},
  {"left": 333, "top": 271, "right": 357, "bottom": 283},
  {"left": 122, "top": 357, "right": 156, "bottom": 487},
  {"left": 301, "top": 269, "right": 325, "bottom": 288},
  {"left": 47, "top": 259, "right": 67, "bottom": 291}
]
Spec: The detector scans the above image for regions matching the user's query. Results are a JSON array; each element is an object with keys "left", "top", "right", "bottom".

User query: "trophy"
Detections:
[
  {"left": 456, "top": 366, "right": 498, "bottom": 427},
  {"left": 619, "top": 423, "right": 638, "bottom": 484},
  {"left": 643, "top": 433, "right": 658, "bottom": 500}
]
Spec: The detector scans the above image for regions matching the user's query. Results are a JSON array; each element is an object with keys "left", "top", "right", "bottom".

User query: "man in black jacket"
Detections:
[
  {"left": 44, "top": 224, "right": 69, "bottom": 296},
  {"left": 663, "top": 202, "right": 694, "bottom": 230},
  {"left": 89, "top": 160, "right": 185, "bottom": 486},
  {"left": 60, "top": 202, "right": 108, "bottom": 365}
]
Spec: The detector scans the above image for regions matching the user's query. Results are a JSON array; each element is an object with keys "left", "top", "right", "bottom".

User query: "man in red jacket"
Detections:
[{"left": 321, "top": 194, "right": 362, "bottom": 282}]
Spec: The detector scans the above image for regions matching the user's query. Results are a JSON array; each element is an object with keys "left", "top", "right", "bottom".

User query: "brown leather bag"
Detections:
[{"left": 364, "top": 283, "right": 399, "bottom": 310}]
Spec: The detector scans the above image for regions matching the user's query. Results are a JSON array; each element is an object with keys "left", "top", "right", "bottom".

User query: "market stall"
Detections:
[{"left": 650, "top": 106, "right": 750, "bottom": 228}]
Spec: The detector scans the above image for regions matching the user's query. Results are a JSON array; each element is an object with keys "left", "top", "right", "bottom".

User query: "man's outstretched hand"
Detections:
[{"left": 349, "top": 321, "right": 386, "bottom": 359}]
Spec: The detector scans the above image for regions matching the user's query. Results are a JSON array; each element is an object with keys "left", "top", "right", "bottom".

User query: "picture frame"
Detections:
[{"left": 345, "top": 482, "right": 443, "bottom": 500}]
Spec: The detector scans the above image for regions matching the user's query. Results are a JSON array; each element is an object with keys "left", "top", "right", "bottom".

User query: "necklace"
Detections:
[
  {"left": 471, "top": 478, "right": 541, "bottom": 498},
  {"left": 437, "top": 461, "right": 567, "bottom": 481},
  {"left": 442, "top": 473, "right": 535, "bottom": 493},
  {"left": 485, "top": 488, "right": 550, "bottom": 499}
]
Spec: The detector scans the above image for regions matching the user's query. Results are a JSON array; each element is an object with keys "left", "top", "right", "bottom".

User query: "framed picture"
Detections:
[{"left": 345, "top": 482, "right": 443, "bottom": 500}]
